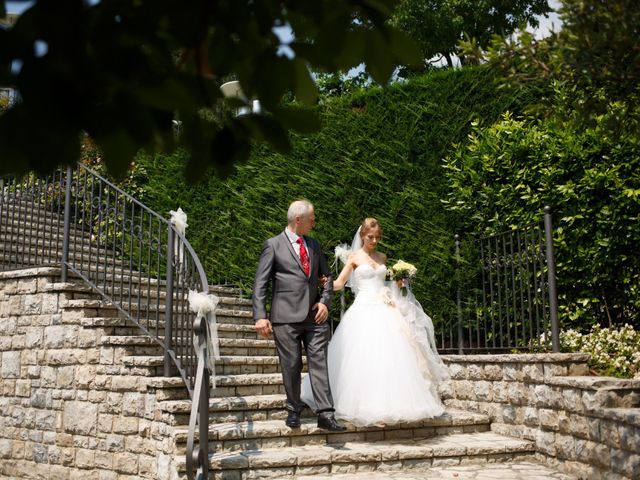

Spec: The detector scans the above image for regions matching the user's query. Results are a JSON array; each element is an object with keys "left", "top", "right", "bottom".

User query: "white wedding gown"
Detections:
[{"left": 301, "top": 263, "right": 448, "bottom": 426}]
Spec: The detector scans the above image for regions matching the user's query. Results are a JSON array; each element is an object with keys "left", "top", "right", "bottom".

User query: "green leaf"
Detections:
[
  {"left": 293, "top": 59, "right": 318, "bottom": 105},
  {"left": 272, "top": 106, "right": 321, "bottom": 134},
  {"left": 365, "top": 29, "right": 395, "bottom": 84}
]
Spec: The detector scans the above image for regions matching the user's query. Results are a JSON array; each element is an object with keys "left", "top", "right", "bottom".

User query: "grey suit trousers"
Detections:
[{"left": 272, "top": 315, "right": 334, "bottom": 414}]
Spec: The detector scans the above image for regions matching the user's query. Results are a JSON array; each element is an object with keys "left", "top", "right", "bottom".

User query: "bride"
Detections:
[{"left": 301, "top": 218, "right": 449, "bottom": 426}]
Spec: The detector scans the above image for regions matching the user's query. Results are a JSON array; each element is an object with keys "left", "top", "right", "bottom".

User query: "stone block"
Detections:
[
  {"left": 507, "top": 382, "right": 529, "bottom": 405},
  {"left": 111, "top": 376, "right": 139, "bottom": 391},
  {"left": 483, "top": 364, "right": 503, "bottom": 381},
  {"left": 21, "top": 349, "right": 38, "bottom": 366},
  {"left": 122, "top": 392, "right": 146, "bottom": 416},
  {"left": 57, "top": 366, "right": 76, "bottom": 388},
  {"left": 25, "top": 329, "right": 43, "bottom": 348},
  {"left": 63, "top": 401, "right": 98, "bottom": 435},
  {"left": 0, "top": 439, "right": 12, "bottom": 458},
  {"left": 15, "top": 380, "right": 30, "bottom": 397},
  {"left": 503, "top": 363, "right": 522, "bottom": 381},
  {"left": 138, "top": 454, "right": 157, "bottom": 477},
  {"left": 45, "top": 349, "right": 86, "bottom": 365},
  {"left": 112, "top": 416, "right": 139, "bottom": 435},
  {"left": 94, "top": 451, "right": 113, "bottom": 469},
  {"left": 467, "top": 364, "right": 483, "bottom": 380},
  {"left": 601, "top": 419, "right": 622, "bottom": 449},
  {"left": 75, "top": 448, "right": 95, "bottom": 469},
  {"left": 523, "top": 407, "right": 539, "bottom": 427},
  {"left": 44, "top": 325, "right": 78, "bottom": 349},
  {"left": 35, "top": 410, "right": 57, "bottom": 430},
  {"left": 522, "top": 363, "right": 544, "bottom": 382},
  {"left": 611, "top": 447, "right": 640, "bottom": 478},
  {"left": 17, "top": 279, "right": 38, "bottom": 294},
  {"left": 113, "top": 452, "right": 139, "bottom": 474},
  {"left": 447, "top": 363, "right": 466, "bottom": 380},
  {"left": 104, "top": 434, "right": 125, "bottom": 452},
  {"left": 1, "top": 351, "right": 20, "bottom": 378},
  {"left": 23, "top": 294, "right": 42, "bottom": 314}
]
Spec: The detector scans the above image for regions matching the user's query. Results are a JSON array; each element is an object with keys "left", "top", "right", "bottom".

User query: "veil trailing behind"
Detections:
[{"left": 301, "top": 227, "right": 449, "bottom": 426}]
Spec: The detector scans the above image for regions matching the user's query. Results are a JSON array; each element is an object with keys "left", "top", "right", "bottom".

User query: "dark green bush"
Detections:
[
  {"left": 130, "top": 66, "right": 531, "bottom": 327},
  {"left": 443, "top": 95, "right": 640, "bottom": 328}
]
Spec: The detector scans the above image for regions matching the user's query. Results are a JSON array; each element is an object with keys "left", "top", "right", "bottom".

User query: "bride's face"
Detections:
[{"left": 362, "top": 227, "right": 382, "bottom": 251}]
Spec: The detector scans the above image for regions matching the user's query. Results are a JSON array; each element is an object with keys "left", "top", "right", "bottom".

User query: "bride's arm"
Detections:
[{"left": 333, "top": 256, "right": 356, "bottom": 291}]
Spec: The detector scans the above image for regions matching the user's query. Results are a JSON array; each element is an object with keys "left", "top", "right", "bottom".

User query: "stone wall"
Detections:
[
  {"left": 0, "top": 268, "right": 181, "bottom": 480},
  {"left": 440, "top": 354, "right": 640, "bottom": 480}
]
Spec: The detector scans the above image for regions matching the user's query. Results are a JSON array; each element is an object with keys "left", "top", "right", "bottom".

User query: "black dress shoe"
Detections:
[
  {"left": 285, "top": 410, "right": 301, "bottom": 428},
  {"left": 317, "top": 412, "right": 347, "bottom": 432}
]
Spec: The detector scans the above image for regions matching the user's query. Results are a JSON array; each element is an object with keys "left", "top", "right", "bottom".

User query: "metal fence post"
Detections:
[
  {"left": 544, "top": 206, "right": 560, "bottom": 352},
  {"left": 61, "top": 165, "right": 73, "bottom": 282},
  {"left": 164, "top": 227, "right": 175, "bottom": 377},
  {"left": 455, "top": 235, "right": 464, "bottom": 354}
]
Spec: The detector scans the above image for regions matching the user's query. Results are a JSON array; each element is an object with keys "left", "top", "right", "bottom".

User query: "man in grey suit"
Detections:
[{"left": 253, "top": 200, "right": 346, "bottom": 431}]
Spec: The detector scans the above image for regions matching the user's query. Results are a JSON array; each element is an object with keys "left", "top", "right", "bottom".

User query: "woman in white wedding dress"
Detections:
[{"left": 301, "top": 218, "right": 449, "bottom": 426}]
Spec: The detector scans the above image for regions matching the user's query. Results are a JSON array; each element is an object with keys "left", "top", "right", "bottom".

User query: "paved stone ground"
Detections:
[{"left": 295, "top": 462, "right": 577, "bottom": 480}]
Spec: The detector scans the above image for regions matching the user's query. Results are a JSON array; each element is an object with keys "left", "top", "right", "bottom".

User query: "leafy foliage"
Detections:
[
  {"left": 561, "top": 324, "right": 640, "bottom": 379},
  {"left": 0, "top": 0, "right": 421, "bottom": 178},
  {"left": 479, "top": 0, "right": 640, "bottom": 123},
  {"left": 97, "top": 67, "right": 531, "bottom": 326},
  {"left": 443, "top": 98, "right": 640, "bottom": 328},
  {"left": 391, "top": 0, "right": 551, "bottom": 69}
]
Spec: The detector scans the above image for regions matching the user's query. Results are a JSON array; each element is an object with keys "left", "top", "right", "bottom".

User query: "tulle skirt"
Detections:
[{"left": 302, "top": 294, "right": 445, "bottom": 426}]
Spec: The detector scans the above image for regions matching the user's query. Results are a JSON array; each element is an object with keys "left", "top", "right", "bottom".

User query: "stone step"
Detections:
[
  {"left": 159, "top": 392, "right": 315, "bottom": 424},
  {"left": 128, "top": 354, "right": 300, "bottom": 377},
  {"left": 146, "top": 373, "right": 285, "bottom": 397},
  {"left": 546, "top": 376, "right": 640, "bottom": 409},
  {"left": 234, "top": 460, "right": 575, "bottom": 480},
  {"left": 173, "top": 430, "right": 530, "bottom": 476},
  {"left": 173, "top": 410, "right": 492, "bottom": 449},
  {"left": 217, "top": 323, "right": 261, "bottom": 339},
  {"left": 218, "top": 338, "right": 276, "bottom": 356},
  {"left": 0, "top": 225, "right": 98, "bottom": 246}
]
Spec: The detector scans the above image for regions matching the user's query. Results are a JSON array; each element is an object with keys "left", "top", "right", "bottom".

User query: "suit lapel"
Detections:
[{"left": 281, "top": 231, "right": 307, "bottom": 277}]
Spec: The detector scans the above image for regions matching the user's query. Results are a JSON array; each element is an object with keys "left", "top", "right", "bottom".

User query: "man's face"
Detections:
[{"left": 297, "top": 208, "right": 315, "bottom": 235}]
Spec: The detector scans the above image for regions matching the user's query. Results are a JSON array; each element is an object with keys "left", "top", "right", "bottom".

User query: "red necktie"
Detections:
[{"left": 297, "top": 237, "right": 310, "bottom": 276}]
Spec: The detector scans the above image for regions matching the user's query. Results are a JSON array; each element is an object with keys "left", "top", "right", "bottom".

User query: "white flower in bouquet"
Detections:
[{"left": 388, "top": 260, "right": 418, "bottom": 281}]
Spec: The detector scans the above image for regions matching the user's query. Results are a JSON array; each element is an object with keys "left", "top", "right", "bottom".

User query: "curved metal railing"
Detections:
[{"left": 0, "top": 163, "right": 212, "bottom": 479}]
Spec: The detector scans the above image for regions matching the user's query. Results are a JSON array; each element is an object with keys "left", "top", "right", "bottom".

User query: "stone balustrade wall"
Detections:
[
  {"left": 440, "top": 354, "right": 640, "bottom": 480},
  {"left": 0, "top": 269, "right": 179, "bottom": 480}
]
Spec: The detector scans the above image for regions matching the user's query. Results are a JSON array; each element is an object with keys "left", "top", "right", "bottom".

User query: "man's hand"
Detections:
[
  {"left": 255, "top": 319, "right": 273, "bottom": 338},
  {"left": 313, "top": 303, "right": 329, "bottom": 324}
]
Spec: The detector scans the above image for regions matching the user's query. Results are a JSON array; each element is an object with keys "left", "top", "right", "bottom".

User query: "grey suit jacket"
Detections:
[{"left": 252, "top": 231, "right": 334, "bottom": 323}]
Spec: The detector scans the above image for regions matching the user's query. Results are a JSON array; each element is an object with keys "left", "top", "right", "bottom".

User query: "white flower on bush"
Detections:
[{"left": 560, "top": 324, "right": 640, "bottom": 378}]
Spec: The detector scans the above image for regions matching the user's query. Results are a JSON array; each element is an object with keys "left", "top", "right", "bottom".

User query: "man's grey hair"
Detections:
[{"left": 287, "top": 200, "right": 314, "bottom": 223}]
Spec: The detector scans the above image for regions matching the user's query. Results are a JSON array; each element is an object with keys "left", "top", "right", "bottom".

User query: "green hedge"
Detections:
[
  {"left": 443, "top": 100, "right": 640, "bottom": 328},
  {"left": 131, "top": 66, "right": 531, "bottom": 326}
]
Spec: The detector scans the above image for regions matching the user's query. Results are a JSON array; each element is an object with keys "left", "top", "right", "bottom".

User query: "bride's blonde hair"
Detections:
[{"left": 360, "top": 217, "right": 382, "bottom": 238}]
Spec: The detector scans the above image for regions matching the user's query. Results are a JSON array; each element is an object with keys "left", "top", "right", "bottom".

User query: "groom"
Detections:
[{"left": 253, "top": 200, "right": 346, "bottom": 431}]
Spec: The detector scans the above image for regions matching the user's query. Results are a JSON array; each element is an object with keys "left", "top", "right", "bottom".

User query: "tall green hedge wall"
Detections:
[{"left": 134, "top": 67, "right": 532, "bottom": 325}]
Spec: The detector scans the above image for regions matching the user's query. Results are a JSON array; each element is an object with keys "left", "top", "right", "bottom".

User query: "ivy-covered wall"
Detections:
[{"left": 129, "top": 66, "right": 532, "bottom": 326}]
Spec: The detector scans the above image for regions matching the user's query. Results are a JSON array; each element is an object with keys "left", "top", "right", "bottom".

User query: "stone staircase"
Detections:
[{"left": 0, "top": 180, "right": 588, "bottom": 480}]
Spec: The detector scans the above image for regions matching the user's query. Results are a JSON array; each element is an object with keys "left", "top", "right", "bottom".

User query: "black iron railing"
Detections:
[
  {"left": 440, "top": 207, "right": 559, "bottom": 354},
  {"left": 0, "top": 164, "right": 211, "bottom": 479}
]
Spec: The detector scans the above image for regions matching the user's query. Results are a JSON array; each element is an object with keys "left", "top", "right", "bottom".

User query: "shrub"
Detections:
[{"left": 560, "top": 324, "right": 640, "bottom": 379}]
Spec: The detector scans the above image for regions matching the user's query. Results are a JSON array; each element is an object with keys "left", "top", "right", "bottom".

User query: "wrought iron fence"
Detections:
[
  {"left": 439, "top": 207, "right": 559, "bottom": 354},
  {"left": 0, "top": 164, "right": 211, "bottom": 479}
]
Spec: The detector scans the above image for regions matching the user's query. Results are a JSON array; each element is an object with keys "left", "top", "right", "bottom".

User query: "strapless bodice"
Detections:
[{"left": 353, "top": 264, "right": 387, "bottom": 298}]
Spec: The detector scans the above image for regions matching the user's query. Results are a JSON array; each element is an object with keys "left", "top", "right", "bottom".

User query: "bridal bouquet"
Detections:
[{"left": 388, "top": 260, "right": 417, "bottom": 281}]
